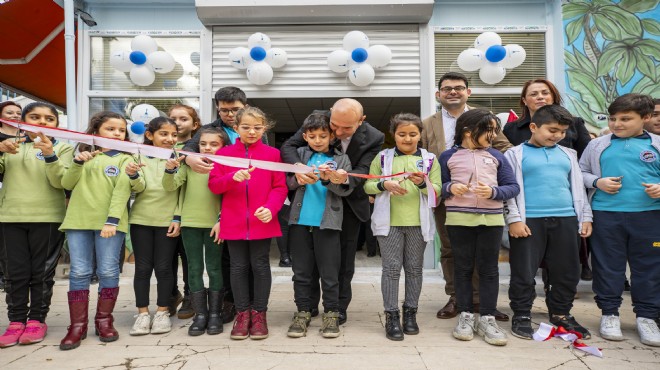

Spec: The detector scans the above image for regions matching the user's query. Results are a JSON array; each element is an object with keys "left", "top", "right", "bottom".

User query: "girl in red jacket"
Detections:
[{"left": 208, "top": 107, "right": 287, "bottom": 340}]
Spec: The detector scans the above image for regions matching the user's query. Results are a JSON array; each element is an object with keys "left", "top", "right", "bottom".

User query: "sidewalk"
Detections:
[{"left": 0, "top": 266, "right": 657, "bottom": 370}]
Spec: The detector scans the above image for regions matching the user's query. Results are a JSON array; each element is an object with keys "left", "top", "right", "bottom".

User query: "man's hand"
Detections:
[
  {"left": 509, "top": 222, "right": 531, "bottom": 238},
  {"left": 185, "top": 155, "right": 214, "bottom": 174}
]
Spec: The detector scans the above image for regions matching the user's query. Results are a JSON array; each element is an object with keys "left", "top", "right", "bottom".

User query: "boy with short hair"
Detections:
[
  {"left": 579, "top": 93, "right": 660, "bottom": 347},
  {"left": 645, "top": 98, "right": 660, "bottom": 135},
  {"left": 286, "top": 112, "right": 353, "bottom": 339},
  {"left": 504, "top": 105, "right": 593, "bottom": 340}
]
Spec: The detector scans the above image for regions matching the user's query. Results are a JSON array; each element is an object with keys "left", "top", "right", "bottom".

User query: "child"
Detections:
[
  {"left": 579, "top": 93, "right": 660, "bottom": 347},
  {"left": 0, "top": 102, "right": 73, "bottom": 347},
  {"left": 365, "top": 113, "right": 442, "bottom": 341},
  {"left": 439, "top": 109, "right": 519, "bottom": 346},
  {"left": 208, "top": 107, "right": 287, "bottom": 340},
  {"left": 125, "top": 117, "right": 182, "bottom": 336},
  {"left": 285, "top": 112, "right": 353, "bottom": 339},
  {"left": 504, "top": 105, "right": 593, "bottom": 340},
  {"left": 163, "top": 126, "right": 228, "bottom": 336},
  {"left": 59, "top": 111, "right": 134, "bottom": 350},
  {"left": 169, "top": 104, "right": 200, "bottom": 150}
]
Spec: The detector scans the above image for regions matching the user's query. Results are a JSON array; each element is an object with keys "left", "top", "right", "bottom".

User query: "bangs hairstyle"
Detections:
[
  {"left": 453, "top": 108, "right": 501, "bottom": 148},
  {"left": 198, "top": 126, "right": 230, "bottom": 147},
  {"left": 519, "top": 79, "right": 562, "bottom": 119},
  {"left": 531, "top": 105, "right": 574, "bottom": 127},
  {"left": 301, "top": 112, "right": 331, "bottom": 133},
  {"left": 21, "top": 102, "right": 59, "bottom": 126},
  {"left": 235, "top": 106, "right": 274, "bottom": 130},
  {"left": 77, "top": 111, "right": 129, "bottom": 152},
  {"left": 168, "top": 104, "right": 201, "bottom": 135},
  {"left": 608, "top": 93, "right": 655, "bottom": 117},
  {"left": 214, "top": 86, "right": 247, "bottom": 105},
  {"left": 144, "top": 117, "right": 177, "bottom": 145},
  {"left": 389, "top": 113, "right": 422, "bottom": 135}
]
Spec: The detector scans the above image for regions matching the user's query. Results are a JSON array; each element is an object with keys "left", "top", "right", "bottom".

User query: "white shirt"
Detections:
[
  {"left": 341, "top": 136, "right": 352, "bottom": 153},
  {"left": 441, "top": 106, "right": 469, "bottom": 149}
]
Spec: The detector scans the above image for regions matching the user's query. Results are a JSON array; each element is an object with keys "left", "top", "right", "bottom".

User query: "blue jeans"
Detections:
[{"left": 67, "top": 230, "right": 125, "bottom": 291}]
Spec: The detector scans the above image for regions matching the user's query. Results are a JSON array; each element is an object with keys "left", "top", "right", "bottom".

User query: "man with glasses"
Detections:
[{"left": 422, "top": 72, "right": 512, "bottom": 322}]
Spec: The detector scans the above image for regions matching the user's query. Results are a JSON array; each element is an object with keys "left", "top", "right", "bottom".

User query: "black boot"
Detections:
[
  {"left": 207, "top": 290, "right": 223, "bottom": 335},
  {"left": 402, "top": 306, "right": 419, "bottom": 335},
  {"left": 385, "top": 310, "right": 404, "bottom": 341},
  {"left": 188, "top": 289, "right": 208, "bottom": 336}
]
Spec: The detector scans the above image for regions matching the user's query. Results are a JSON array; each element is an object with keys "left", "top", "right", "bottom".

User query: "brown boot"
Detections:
[
  {"left": 60, "top": 290, "right": 89, "bottom": 350},
  {"left": 436, "top": 297, "right": 458, "bottom": 319},
  {"left": 95, "top": 287, "right": 119, "bottom": 342}
]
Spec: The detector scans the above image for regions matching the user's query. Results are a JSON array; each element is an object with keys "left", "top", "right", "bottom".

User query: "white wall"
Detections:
[{"left": 83, "top": 1, "right": 204, "bottom": 31}]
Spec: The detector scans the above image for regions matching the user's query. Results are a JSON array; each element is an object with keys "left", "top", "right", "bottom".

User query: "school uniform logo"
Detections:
[
  {"left": 416, "top": 159, "right": 424, "bottom": 172},
  {"left": 104, "top": 165, "right": 120, "bottom": 177},
  {"left": 35, "top": 152, "right": 45, "bottom": 161},
  {"left": 324, "top": 160, "right": 338, "bottom": 171},
  {"left": 639, "top": 150, "right": 657, "bottom": 163}
]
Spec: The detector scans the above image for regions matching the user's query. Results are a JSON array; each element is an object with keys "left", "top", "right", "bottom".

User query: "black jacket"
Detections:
[{"left": 502, "top": 115, "right": 591, "bottom": 158}]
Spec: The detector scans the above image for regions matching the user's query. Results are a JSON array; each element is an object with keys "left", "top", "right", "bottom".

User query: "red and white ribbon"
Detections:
[{"left": 533, "top": 322, "right": 603, "bottom": 358}]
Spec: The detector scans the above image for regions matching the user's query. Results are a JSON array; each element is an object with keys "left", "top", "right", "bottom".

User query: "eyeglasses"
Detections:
[
  {"left": 219, "top": 107, "right": 242, "bottom": 115},
  {"left": 237, "top": 125, "right": 265, "bottom": 132},
  {"left": 439, "top": 86, "right": 467, "bottom": 93}
]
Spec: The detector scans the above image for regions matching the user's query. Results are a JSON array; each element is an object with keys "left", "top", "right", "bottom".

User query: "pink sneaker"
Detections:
[
  {"left": 19, "top": 320, "right": 48, "bottom": 345},
  {"left": 0, "top": 322, "right": 26, "bottom": 348}
]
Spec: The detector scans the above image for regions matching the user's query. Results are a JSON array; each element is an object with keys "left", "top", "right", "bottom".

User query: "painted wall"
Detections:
[{"left": 83, "top": 0, "right": 204, "bottom": 31}]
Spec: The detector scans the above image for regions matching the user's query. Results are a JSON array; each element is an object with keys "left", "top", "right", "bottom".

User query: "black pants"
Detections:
[
  {"left": 0, "top": 223, "right": 63, "bottom": 323},
  {"left": 357, "top": 203, "right": 379, "bottom": 255},
  {"left": 171, "top": 236, "right": 190, "bottom": 296},
  {"left": 227, "top": 239, "right": 271, "bottom": 312},
  {"left": 276, "top": 204, "right": 291, "bottom": 260},
  {"left": 131, "top": 225, "right": 178, "bottom": 307},
  {"left": 509, "top": 217, "right": 580, "bottom": 316},
  {"left": 290, "top": 225, "right": 341, "bottom": 312},
  {"left": 447, "top": 225, "right": 503, "bottom": 316}
]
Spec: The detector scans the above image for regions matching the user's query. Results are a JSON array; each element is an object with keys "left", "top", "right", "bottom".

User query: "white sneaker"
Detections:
[
  {"left": 130, "top": 312, "right": 151, "bottom": 336},
  {"left": 477, "top": 315, "right": 508, "bottom": 346},
  {"left": 150, "top": 311, "right": 172, "bottom": 334},
  {"left": 599, "top": 315, "right": 624, "bottom": 341},
  {"left": 637, "top": 317, "right": 660, "bottom": 347},
  {"left": 453, "top": 312, "right": 475, "bottom": 341}
]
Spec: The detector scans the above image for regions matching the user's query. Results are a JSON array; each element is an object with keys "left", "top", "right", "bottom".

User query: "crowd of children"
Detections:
[{"left": 0, "top": 90, "right": 658, "bottom": 350}]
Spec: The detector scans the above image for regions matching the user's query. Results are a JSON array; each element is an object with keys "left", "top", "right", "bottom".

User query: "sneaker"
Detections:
[
  {"left": 18, "top": 320, "right": 47, "bottom": 345},
  {"left": 477, "top": 315, "right": 508, "bottom": 346},
  {"left": 599, "top": 315, "right": 624, "bottom": 341},
  {"left": 0, "top": 322, "right": 25, "bottom": 348},
  {"left": 168, "top": 291, "right": 184, "bottom": 317},
  {"left": 151, "top": 311, "right": 172, "bottom": 334},
  {"left": 453, "top": 312, "right": 475, "bottom": 341},
  {"left": 637, "top": 317, "right": 660, "bottom": 347},
  {"left": 320, "top": 312, "right": 341, "bottom": 338},
  {"left": 230, "top": 310, "right": 250, "bottom": 340},
  {"left": 511, "top": 316, "right": 534, "bottom": 340},
  {"left": 129, "top": 313, "right": 152, "bottom": 336},
  {"left": 250, "top": 310, "right": 269, "bottom": 340},
  {"left": 287, "top": 311, "right": 311, "bottom": 338},
  {"left": 550, "top": 314, "right": 591, "bottom": 340}
]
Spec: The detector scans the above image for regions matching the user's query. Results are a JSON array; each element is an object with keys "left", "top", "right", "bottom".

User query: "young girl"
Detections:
[
  {"left": 365, "top": 113, "right": 442, "bottom": 341},
  {"left": 439, "top": 109, "right": 519, "bottom": 346},
  {"left": 125, "top": 117, "right": 182, "bottom": 335},
  {"left": 0, "top": 102, "right": 73, "bottom": 348},
  {"left": 163, "top": 126, "right": 228, "bottom": 336},
  {"left": 59, "top": 111, "right": 134, "bottom": 350},
  {"left": 208, "top": 107, "right": 287, "bottom": 340},
  {"left": 169, "top": 104, "right": 201, "bottom": 149}
]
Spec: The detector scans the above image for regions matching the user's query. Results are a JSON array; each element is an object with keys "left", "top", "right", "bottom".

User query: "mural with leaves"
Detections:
[{"left": 562, "top": 0, "right": 660, "bottom": 129}]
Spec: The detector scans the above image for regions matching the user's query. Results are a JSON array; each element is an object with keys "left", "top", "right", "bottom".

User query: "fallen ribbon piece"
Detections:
[{"left": 533, "top": 322, "right": 603, "bottom": 358}]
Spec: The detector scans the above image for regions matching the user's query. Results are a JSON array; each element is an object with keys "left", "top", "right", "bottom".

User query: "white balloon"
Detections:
[
  {"left": 148, "top": 51, "right": 176, "bottom": 73},
  {"left": 496, "top": 112, "right": 510, "bottom": 125},
  {"left": 228, "top": 47, "right": 252, "bottom": 70},
  {"left": 501, "top": 44, "right": 527, "bottom": 69},
  {"left": 130, "top": 65, "right": 156, "bottom": 86},
  {"left": 479, "top": 62, "right": 507, "bottom": 85},
  {"left": 343, "top": 31, "right": 369, "bottom": 51},
  {"left": 474, "top": 31, "right": 502, "bottom": 52},
  {"left": 131, "top": 35, "right": 158, "bottom": 55},
  {"left": 109, "top": 50, "right": 134, "bottom": 72},
  {"left": 366, "top": 44, "right": 392, "bottom": 69},
  {"left": 327, "top": 50, "right": 351, "bottom": 73},
  {"left": 266, "top": 48, "right": 287, "bottom": 69},
  {"left": 348, "top": 63, "right": 375, "bottom": 87},
  {"left": 130, "top": 104, "right": 160, "bottom": 123},
  {"left": 456, "top": 48, "right": 485, "bottom": 72},
  {"left": 246, "top": 62, "right": 273, "bottom": 85},
  {"left": 248, "top": 32, "right": 272, "bottom": 50}
]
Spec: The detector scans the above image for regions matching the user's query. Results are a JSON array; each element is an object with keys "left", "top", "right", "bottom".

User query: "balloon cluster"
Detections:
[
  {"left": 127, "top": 104, "right": 160, "bottom": 142},
  {"left": 327, "top": 31, "right": 392, "bottom": 87},
  {"left": 110, "top": 35, "right": 176, "bottom": 87},
  {"left": 456, "top": 32, "right": 526, "bottom": 85},
  {"left": 228, "top": 33, "right": 288, "bottom": 85}
]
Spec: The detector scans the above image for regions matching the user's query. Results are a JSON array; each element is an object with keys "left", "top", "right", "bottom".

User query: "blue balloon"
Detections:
[
  {"left": 351, "top": 48, "right": 368, "bottom": 63},
  {"left": 485, "top": 45, "right": 506, "bottom": 63},
  {"left": 131, "top": 121, "right": 146, "bottom": 135},
  {"left": 129, "top": 51, "right": 147, "bottom": 65},
  {"left": 250, "top": 47, "right": 267, "bottom": 62}
]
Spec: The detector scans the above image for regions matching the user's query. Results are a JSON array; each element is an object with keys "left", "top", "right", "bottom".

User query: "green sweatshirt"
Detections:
[
  {"left": 129, "top": 156, "right": 181, "bottom": 227},
  {"left": 0, "top": 141, "right": 74, "bottom": 223},
  {"left": 162, "top": 165, "right": 220, "bottom": 228},
  {"left": 60, "top": 151, "right": 134, "bottom": 233}
]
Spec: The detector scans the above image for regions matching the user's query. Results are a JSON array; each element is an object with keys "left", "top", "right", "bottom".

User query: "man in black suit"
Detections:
[{"left": 281, "top": 98, "right": 384, "bottom": 325}]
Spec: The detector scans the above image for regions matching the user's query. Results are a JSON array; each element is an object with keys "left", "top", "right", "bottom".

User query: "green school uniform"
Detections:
[
  {"left": 129, "top": 156, "right": 181, "bottom": 227},
  {"left": 162, "top": 165, "right": 220, "bottom": 229}
]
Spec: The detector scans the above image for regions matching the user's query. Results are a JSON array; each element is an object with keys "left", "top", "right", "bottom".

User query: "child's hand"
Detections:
[
  {"left": 408, "top": 172, "right": 425, "bottom": 186},
  {"left": 0, "top": 138, "right": 23, "bottom": 154},
  {"left": 580, "top": 222, "right": 592, "bottom": 238},
  {"left": 185, "top": 155, "right": 214, "bottom": 174},
  {"left": 210, "top": 222, "right": 223, "bottom": 244},
  {"left": 474, "top": 181, "right": 493, "bottom": 198},
  {"left": 595, "top": 177, "right": 622, "bottom": 194},
  {"left": 233, "top": 166, "right": 255, "bottom": 182},
  {"left": 165, "top": 157, "right": 183, "bottom": 171},
  {"left": 33, "top": 133, "right": 54, "bottom": 156},
  {"left": 383, "top": 180, "right": 408, "bottom": 196},
  {"left": 166, "top": 221, "right": 181, "bottom": 237},
  {"left": 100, "top": 225, "right": 117, "bottom": 238},
  {"left": 75, "top": 150, "right": 99, "bottom": 163},
  {"left": 125, "top": 161, "right": 145, "bottom": 177},
  {"left": 254, "top": 206, "right": 272, "bottom": 223},
  {"left": 642, "top": 183, "right": 660, "bottom": 198},
  {"left": 317, "top": 164, "right": 329, "bottom": 181},
  {"left": 450, "top": 183, "right": 469, "bottom": 196},
  {"left": 509, "top": 222, "right": 531, "bottom": 238}
]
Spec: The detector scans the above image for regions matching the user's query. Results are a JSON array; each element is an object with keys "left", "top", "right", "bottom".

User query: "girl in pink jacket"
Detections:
[{"left": 208, "top": 107, "right": 287, "bottom": 341}]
